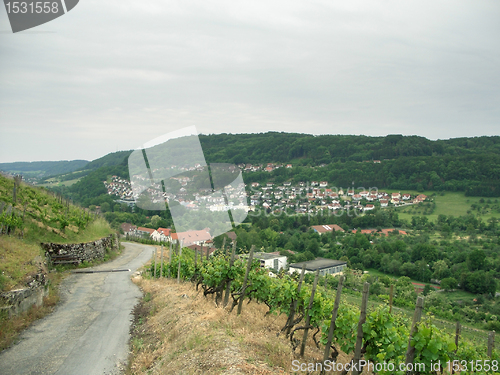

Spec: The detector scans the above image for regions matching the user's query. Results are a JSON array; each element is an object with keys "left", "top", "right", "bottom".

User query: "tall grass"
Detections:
[{"left": 0, "top": 236, "right": 42, "bottom": 292}]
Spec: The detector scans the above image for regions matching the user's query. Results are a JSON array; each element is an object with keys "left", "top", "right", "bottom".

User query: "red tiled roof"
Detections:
[
  {"left": 174, "top": 230, "right": 212, "bottom": 247},
  {"left": 137, "top": 227, "right": 155, "bottom": 234},
  {"left": 311, "top": 224, "right": 345, "bottom": 233},
  {"left": 157, "top": 227, "right": 171, "bottom": 236}
]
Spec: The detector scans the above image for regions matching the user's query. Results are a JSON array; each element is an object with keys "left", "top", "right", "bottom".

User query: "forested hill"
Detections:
[
  {"left": 199, "top": 133, "right": 500, "bottom": 164},
  {"left": 76, "top": 151, "right": 132, "bottom": 172},
  {"left": 48, "top": 133, "right": 500, "bottom": 206},
  {"left": 0, "top": 160, "right": 88, "bottom": 178}
]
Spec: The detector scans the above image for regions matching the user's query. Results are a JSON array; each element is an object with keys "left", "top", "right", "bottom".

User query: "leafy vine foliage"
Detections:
[{"left": 152, "top": 249, "right": 498, "bottom": 373}]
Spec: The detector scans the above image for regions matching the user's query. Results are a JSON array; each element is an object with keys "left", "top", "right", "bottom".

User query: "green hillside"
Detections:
[
  {"left": 45, "top": 133, "right": 500, "bottom": 209},
  {"left": 77, "top": 150, "right": 132, "bottom": 171},
  {"left": 0, "top": 174, "right": 114, "bottom": 292}
]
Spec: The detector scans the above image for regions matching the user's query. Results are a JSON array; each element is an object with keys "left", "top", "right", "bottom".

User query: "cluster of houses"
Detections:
[
  {"left": 104, "top": 176, "right": 134, "bottom": 202},
  {"left": 235, "top": 162, "right": 293, "bottom": 173},
  {"left": 106, "top": 165, "right": 428, "bottom": 217},
  {"left": 121, "top": 223, "right": 215, "bottom": 248},
  {"left": 109, "top": 169, "right": 249, "bottom": 213},
  {"left": 237, "top": 159, "right": 383, "bottom": 174},
  {"left": 249, "top": 180, "right": 428, "bottom": 214}
]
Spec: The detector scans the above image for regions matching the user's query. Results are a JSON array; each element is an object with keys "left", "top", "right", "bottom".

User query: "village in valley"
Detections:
[
  {"left": 103, "top": 161, "right": 428, "bottom": 217},
  {"left": 115, "top": 160, "right": 428, "bottom": 279}
]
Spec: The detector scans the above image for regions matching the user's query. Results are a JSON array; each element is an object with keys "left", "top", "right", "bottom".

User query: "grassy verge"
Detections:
[
  {"left": 0, "top": 271, "right": 63, "bottom": 351},
  {"left": 127, "top": 277, "right": 357, "bottom": 375},
  {"left": 22, "top": 217, "right": 115, "bottom": 245},
  {"left": 0, "top": 236, "right": 43, "bottom": 292}
]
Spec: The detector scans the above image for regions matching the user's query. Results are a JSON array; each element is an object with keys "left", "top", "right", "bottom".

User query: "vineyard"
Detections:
[
  {"left": 0, "top": 174, "right": 111, "bottom": 244},
  {"left": 148, "top": 243, "right": 500, "bottom": 375},
  {"left": 0, "top": 173, "right": 115, "bottom": 293}
]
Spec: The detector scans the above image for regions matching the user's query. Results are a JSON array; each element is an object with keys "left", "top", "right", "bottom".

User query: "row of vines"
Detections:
[
  {"left": 150, "top": 243, "right": 499, "bottom": 374},
  {"left": 0, "top": 174, "right": 94, "bottom": 236}
]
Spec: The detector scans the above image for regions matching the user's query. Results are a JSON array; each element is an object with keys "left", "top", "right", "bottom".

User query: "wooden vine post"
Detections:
[
  {"left": 405, "top": 296, "right": 425, "bottom": 374},
  {"left": 237, "top": 245, "right": 254, "bottom": 315},
  {"left": 300, "top": 269, "right": 320, "bottom": 357},
  {"left": 151, "top": 249, "right": 155, "bottom": 278},
  {"left": 488, "top": 331, "right": 495, "bottom": 358},
  {"left": 13, "top": 175, "right": 22, "bottom": 205},
  {"left": 153, "top": 248, "right": 157, "bottom": 279},
  {"left": 177, "top": 240, "right": 183, "bottom": 283},
  {"left": 160, "top": 244, "right": 164, "bottom": 278},
  {"left": 351, "top": 282, "right": 370, "bottom": 375},
  {"left": 454, "top": 321, "right": 461, "bottom": 354},
  {"left": 285, "top": 264, "right": 306, "bottom": 337},
  {"left": 323, "top": 275, "right": 345, "bottom": 362},
  {"left": 389, "top": 284, "right": 394, "bottom": 314},
  {"left": 222, "top": 237, "right": 227, "bottom": 256},
  {"left": 223, "top": 240, "right": 237, "bottom": 308},
  {"left": 168, "top": 241, "right": 172, "bottom": 278}
]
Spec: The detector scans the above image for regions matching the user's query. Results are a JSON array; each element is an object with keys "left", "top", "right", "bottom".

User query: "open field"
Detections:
[
  {"left": 38, "top": 177, "right": 82, "bottom": 187},
  {"left": 393, "top": 191, "right": 500, "bottom": 223}
]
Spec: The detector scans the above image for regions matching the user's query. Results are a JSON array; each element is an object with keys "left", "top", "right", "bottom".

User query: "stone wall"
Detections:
[
  {"left": 0, "top": 272, "right": 48, "bottom": 317},
  {"left": 0, "top": 235, "right": 118, "bottom": 317},
  {"left": 41, "top": 234, "right": 119, "bottom": 265},
  {"left": 0, "top": 272, "right": 48, "bottom": 316}
]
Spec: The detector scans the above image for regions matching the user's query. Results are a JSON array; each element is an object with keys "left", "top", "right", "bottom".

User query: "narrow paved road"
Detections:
[{"left": 0, "top": 242, "right": 153, "bottom": 375}]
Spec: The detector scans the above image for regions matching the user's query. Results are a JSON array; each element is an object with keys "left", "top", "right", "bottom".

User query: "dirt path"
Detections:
[{"left": 0, "top": 242, "right": 153, "bottom": 375}]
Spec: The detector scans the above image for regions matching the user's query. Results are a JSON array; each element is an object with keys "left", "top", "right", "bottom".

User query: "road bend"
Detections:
[{"left": 0, "top": 242, "right": 153, "bottom": 375}]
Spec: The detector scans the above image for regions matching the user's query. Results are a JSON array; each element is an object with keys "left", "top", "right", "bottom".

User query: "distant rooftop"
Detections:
[
  {"left": 289, "top": 258, "right": 347, "bottom": 271},
  {"left": 311, "top": 224, "right": 345, "bottom": 233}
]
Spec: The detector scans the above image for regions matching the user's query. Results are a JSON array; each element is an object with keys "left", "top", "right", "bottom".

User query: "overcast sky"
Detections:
[{"left": 1, "top": 0, "right": 499, "bottom": 163}]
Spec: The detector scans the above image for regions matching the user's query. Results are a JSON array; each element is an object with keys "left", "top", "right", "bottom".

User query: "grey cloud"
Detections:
[{"left": 1, "top": 0, "right": 499, "bottom": 162}]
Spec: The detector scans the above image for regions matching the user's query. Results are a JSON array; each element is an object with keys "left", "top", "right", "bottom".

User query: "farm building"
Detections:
[{"left": 289, "top": 258, "right": 347, "bottom": 276}]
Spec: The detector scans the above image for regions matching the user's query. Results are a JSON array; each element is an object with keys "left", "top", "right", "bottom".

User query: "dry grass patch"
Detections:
[{"left": 128, "top": 277, "right": 356, "bottom": 375}]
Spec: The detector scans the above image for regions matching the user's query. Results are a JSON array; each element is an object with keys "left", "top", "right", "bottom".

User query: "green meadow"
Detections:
[{"left": 392, "top": 191, "right": 500, "bottom": 223}]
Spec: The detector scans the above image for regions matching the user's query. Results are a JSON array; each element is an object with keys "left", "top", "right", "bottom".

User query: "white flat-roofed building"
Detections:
[
  {"left": 289, "top": 258, "right": 347, "bottom": 276},
  {"left": 251, "top": 252, "right": 288, "bottom": 272}
]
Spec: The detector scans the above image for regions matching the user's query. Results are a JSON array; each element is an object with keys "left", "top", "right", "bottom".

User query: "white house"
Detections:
[{"left": 253, "top": 252, "right": 288, "bottom": 272}]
